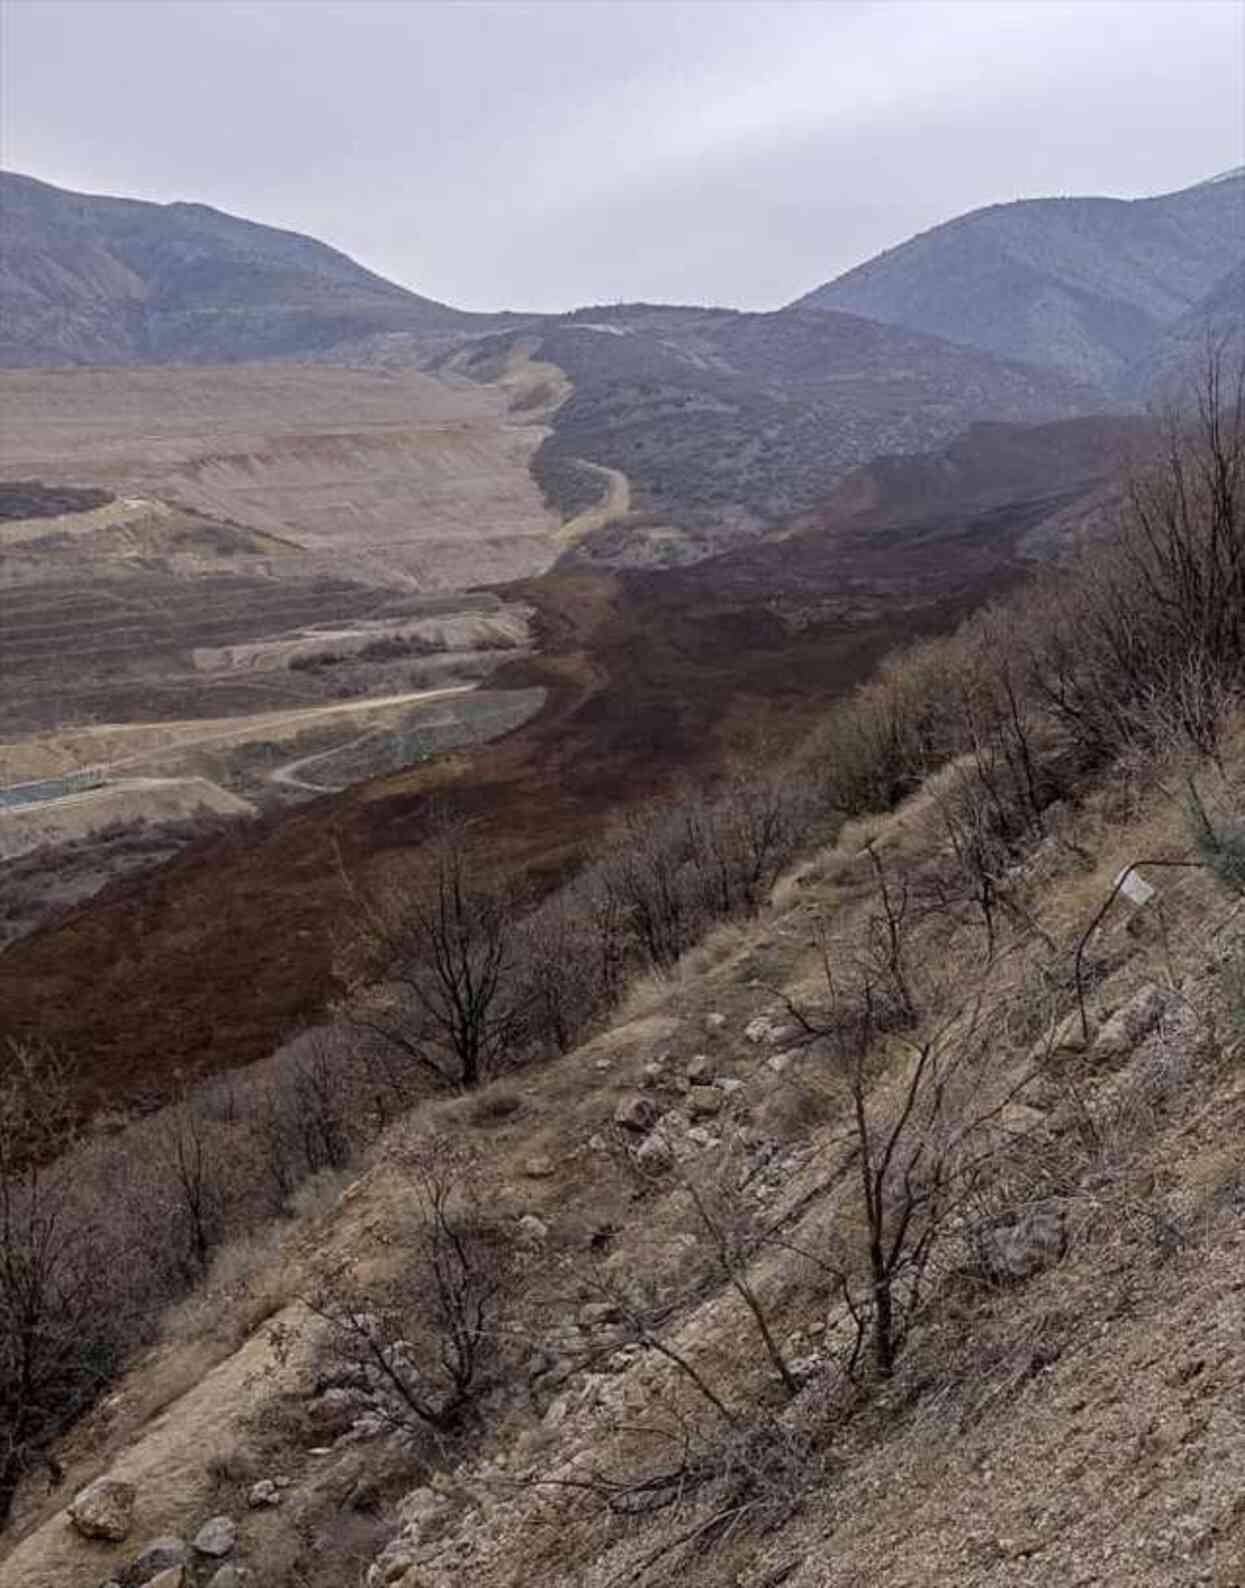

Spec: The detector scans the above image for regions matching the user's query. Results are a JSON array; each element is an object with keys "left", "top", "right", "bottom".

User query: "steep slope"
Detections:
[
  {"left": 795, "top": 170, "right": 1245, "bottom": 389},
  {"left": 0, "top": 171, "right": 504, "bottom": 365},
  {"left": 464, "top": 304, "right": 1106, "bottom": 554}
]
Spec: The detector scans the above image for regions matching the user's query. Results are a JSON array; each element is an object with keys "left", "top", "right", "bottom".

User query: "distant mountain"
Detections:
[
  {"left": 794, "top": 171, "right": 1245, "bottom": 392},
  {"left": 462, "top": 302, "right": 1107, "bottom": 552},
  {"left": 0, "top": 171, "right": 506, "bottom": 365}
]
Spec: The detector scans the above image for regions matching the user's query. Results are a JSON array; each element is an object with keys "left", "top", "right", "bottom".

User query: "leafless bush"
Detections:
[{"left": 289, "top": 1139, "right": 511, "bottom": 1436}]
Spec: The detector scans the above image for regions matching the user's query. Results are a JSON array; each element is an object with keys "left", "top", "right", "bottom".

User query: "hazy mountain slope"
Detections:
[
  {"left": 1127, "top": 257, "right": 1245, "bottom": 399},
  {"left": 466, "top": 303, "right": 1108, "bottom": 545},
  {"left": 795, "top": 170, "right": 1245, "bottom": 389},
  {"left": 0, "top": 171, "right": 501, "bottom": 365}
]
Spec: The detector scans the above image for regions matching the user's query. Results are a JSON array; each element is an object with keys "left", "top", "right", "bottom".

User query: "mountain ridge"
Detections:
[
  {"left": 794, "top": 170, "right": 1245, "bottom": 389},
  {"left": 0, "top": 170, "right": 519, "bottom": 365}
]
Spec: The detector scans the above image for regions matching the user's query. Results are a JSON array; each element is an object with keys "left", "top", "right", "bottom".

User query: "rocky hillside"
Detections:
[
  {"left": 0, "top": 171, "right": 510, "bottom": 365},
  {"left": 795, "top": 169, "right": 1245, "bottom": 391},
  {"left": 462, "top": 304, "right": 1106, "bottom": 548}
]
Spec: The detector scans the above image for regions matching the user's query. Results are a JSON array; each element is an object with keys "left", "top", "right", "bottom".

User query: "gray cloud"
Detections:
[{"left": 2, "top": 0, "right": 1241, "bottom": 311}]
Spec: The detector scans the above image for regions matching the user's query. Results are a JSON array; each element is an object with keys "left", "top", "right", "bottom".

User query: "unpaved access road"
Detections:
[{"left": 0, "top": 684, "right": 478, "bottom": 784}]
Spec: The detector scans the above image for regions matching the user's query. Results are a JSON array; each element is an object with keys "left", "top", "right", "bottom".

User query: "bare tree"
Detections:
[
  {"left": 0, "top": 1042, "right": 120, "bottom": 1529},
  {"left": 348, "top": 825, "right": 526, "bottom": 1092}
]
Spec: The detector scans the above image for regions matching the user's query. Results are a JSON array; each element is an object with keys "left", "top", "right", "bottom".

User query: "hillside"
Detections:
[
  {"left": 0, "top": 171, "right": 512, "bottom": 365},
  {"left": 795, "top": 170, "right": 1245, "bottom": 390},
  {"left": 461, "top": 304, "right": 1106, "bottom": 559},
  {"left": 3, "top": 374, "right": 1245, "bottom": 1588}
]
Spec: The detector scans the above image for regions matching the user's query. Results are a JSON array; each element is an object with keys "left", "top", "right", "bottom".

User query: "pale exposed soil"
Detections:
[
  {"left": 0, "top": 777, "right": 253, "bottom": 862},
  {"left": 0, "top": 365, "right": 562, "bottom": 591},
  {"left": 0, "top": 685, "right": 476, "bottom": 785}
]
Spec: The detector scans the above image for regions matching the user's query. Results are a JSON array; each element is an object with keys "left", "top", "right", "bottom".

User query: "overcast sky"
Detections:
[{"left": 2, "top": 0, "right": 1242, "bottom": 312}]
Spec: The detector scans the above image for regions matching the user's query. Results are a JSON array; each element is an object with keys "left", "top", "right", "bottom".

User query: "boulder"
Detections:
[
  {"left": 192, "top": 1516, "right": 237, "bottom": 1558},
  {"left": 980, "top": 1209, "right": 1067, "bottom": 1283},
  {"left": 1093, "top": 983, "right": 1165, "bottom": 1062},
  {"left": 578, "top": 1300, "right": 623, "bottom": 1330},
  {"left": 688, "top": 1085, "right": 725, "bottom": 1118},
  {"left": 247, "top": 1479, "right": 282, "bottom": 1509},
  {"left": 745, "top": 1016, "right": 791, "bottom": 1045},
  {"left": 516, "top": 1213, "right": 549, "bottom": 1248},
  {"left": 306, "top": 1387, "right": 362, "bottom": 1438},
  {"left": 685, "top": 1054, "right": 714, "bottom": 1085},
  {"left": 69, "top": 1477, "right": 137, "bottom": 1542},
  {"left": 613, "top": 1093, "right": 658, "bottom": 1133},
  {"left": 635, "top": 1130, "right": 674, "bottom": 1170},
  {"left": 122, "top": 1537, "right": 188, "bottom": 1586}
]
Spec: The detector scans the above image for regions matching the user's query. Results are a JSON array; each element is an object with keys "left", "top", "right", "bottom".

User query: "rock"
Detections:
[
  {"left": 704, "top": 1012, "right": 727, "bottom": 1031},
  {"left": 522, "top": 1154, "right": 555, "bottom": 1178},
  {"left": 635, "top": 1130, "right": 674, "bottom": 1170},
  {"left": 720, "top": 1077, "right": 743, "bottom": 1094},
  {"left": 686, "top": 1053, "right": 714, "bottom": 1084},
  {"left": 122, "top": 1537, "right": 189, "bottom": 1586},
  {"left": 980, "top": 1208, "right": 1067, "bottom": 1282},
  {"left": 306, "top": 1386, "right": 362, "bottom": 1438},
  {"left": 1093, "top": 983, "right": 1165, "bottom": 1062},
  {"left": 69, "top": 1477, "right": 137, "bottom": 1542},
  {"left": 192, "top": 1516, "right": 237, "bottom": 1558},
  {"left": 745, "top": 1016, "right": 791, "bottom": 1044},
  {"left": 767, "top": 1050, "right": 796, "bottom": 1074},
  {"left": 247, "top": 1479, "right": 282, "bottom": 1509},
  {"left": 613, "top": 1092, "right": 658, "bottom": 1133},
  {"left": 145, "top": 1571, "right": 184, "bottom": 1588},
  {"left": 516, "top": 1213, "right": 548, "bottom": 1248},
  {"left": 641, "top": 1060, "right": 667, "bottom": 1088},
  {"left": 207, "top": 1570, "right": 245, "bottom": 1588},
  {"left": 578, "top": 1300, "right": 623, "bottom": 1330},
  {"left": 686, "top": 1126, "right": 718, "bottom": 1148},
  {"left": 397, "top": 1485, "right": 449, "bottom": 1531},
  {"left": 688, "top": 1085, "right": 725, "bottom": 1117},
  {"left": 587, "top": 1133, "right": 608, "bottom": 1152}
]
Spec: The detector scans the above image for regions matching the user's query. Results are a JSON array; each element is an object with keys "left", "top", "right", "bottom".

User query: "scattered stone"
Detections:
[
  {"left": 686, "top": 1126, "right": 718, "bottom": 1149},
  {"left": 613, "top": 1092, "right": 658, "bottom": 1133},
  {"left": 686, "top": 1053, "right": 714, "bottom": 1084},
  {"left": 745, "top": 1016, "right": 791, "bottom": 1044},
  {"left": 145, "top": 1571, "right": 184, "bottom": 1588},
  {"left": 979, "top": 1208, "right": 1067, "bottom": 1282},
  {"left": 122, "top": 1536, "right": 189, "bottom": 1586},
  {"left": 578, "top": 1301, "right": 623, "bottom": 1330},
  {"left": 69, "top": 1477, "right": 137, "bottom": 1542},
  {"left": 522, "top": 1153, "right": 555, "bottom": 1178},
  {"left": 594, "top": 1058, "right": 612, "bottom": 1072},
  {"left": 247, "top": 1479, "right": 282, "bottom": 1509},
  {"left": 635, "top": 1130, "right": 674, "bottom": 1170},
  {"left": 306, "top": 1386, "right": 362, "bottom": 1438},
  {"left": 720, "top": 1077, "right": 743, "bottom": 1095},
  {"left": 516, "top": 1213, "right": 549, "bottom": 1248},
  {"left": 768, "top": 1050, "right": 796, "bottom": 1074},
  {"left": 397, "top": 1486, "right": 449, "bottom": 1531},
  {"left": 207, "top": 1569, "right": 245, "bottom": 1588},
  {"left": 688, "top": 1084, "right": 725, "bottom": 1117},
  {"left": 587, "top": 1133, "right": 608, "bottom": 1153},
  {"left": 192, "top": 1516, "right": 237, "bottom": 1558},
  {"left": 704, "top": 1011, "right": 727, "bottom": 1031},
  {"left": 1093, "top": 983, "right": 1165, "bottom": 1062},
  {"left": 641, "top": 1060, "right": 667, "bottom": 1088}
]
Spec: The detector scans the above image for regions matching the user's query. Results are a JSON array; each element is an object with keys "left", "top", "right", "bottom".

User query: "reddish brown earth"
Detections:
[
  {"left": 4, "top": 416, "right": 1137, "bottom": 1117},
  {"left": 0, "top": 552, "right": 999, "bottom": 1117}
]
